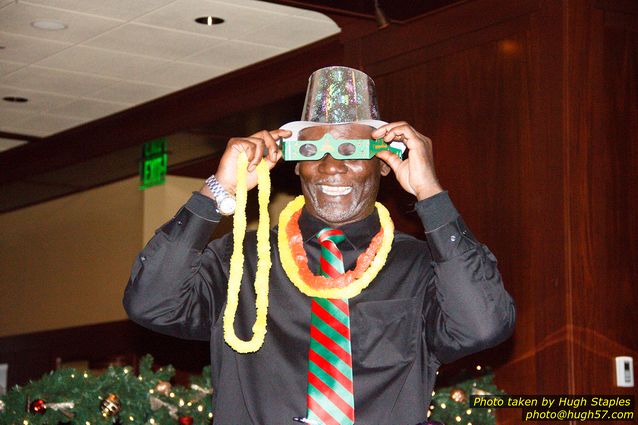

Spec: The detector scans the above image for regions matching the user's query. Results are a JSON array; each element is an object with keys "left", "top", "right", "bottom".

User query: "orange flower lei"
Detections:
[{"left": 278, "top": 196, "right": 394, "bottom": 299}]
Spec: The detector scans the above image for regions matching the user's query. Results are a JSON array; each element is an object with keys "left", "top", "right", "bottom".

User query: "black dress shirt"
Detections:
[{"left": 123, "top": 191, "right": 515, "bottom": 425}]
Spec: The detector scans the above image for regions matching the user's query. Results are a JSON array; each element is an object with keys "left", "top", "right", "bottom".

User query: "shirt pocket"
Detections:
[{"left": 351, "top": 297, "right": 419, "bottom": 370}]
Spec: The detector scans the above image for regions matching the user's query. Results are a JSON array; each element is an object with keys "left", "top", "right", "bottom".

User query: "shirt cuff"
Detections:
[
  {"left": 416, "top": 191, "right": 480, "bottom": 262},
  {"left": 415, "top": 191, "right": 459, "bottom": 232},
  {"left": 158, "top": 192, "right": 220, "bottom": 250},
  {"left": 184, "top": 192, "right": 222, "bottom": 222},
  {"left": 424, "top": 216, "right": 478, "bottom": 262}
]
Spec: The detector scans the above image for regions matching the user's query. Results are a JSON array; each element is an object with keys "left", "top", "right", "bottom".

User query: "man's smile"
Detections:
[{"left": 317, "top": 184, "right": 353, "bottom": 196}]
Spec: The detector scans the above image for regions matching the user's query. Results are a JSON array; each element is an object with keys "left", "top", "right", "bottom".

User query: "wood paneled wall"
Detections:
[
  {"left": 565, "top": 0, "right": 638, "bottom": 396},
  {"left": 350, "top": 0, "right": 637, "bottom": 421}
]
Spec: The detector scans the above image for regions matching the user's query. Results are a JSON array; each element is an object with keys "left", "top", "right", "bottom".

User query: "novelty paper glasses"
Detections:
[{"left": 281, "top": 133, "right": 404, "bottom": 161}]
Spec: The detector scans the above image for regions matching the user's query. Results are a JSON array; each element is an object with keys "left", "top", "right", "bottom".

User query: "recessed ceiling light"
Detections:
[
  {"left": 31, "top": 20, "right": 68, "bottom": 31},
  {"left": 195, "top": 16, "right": 224, "bottom": 26},
  {"left": 3, "top": 96, "right": 29, "bottom": 103}
]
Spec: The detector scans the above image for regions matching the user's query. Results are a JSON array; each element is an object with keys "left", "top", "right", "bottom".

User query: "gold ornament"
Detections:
[
  {"left": 450, "top": 388, "right": 467, "bottom": 403},
  {"left": 155, "top": 380, "right": 172, "bottom": 396},
  {"left": 99, "top": 393, "right": 121, "bottom": 418}
]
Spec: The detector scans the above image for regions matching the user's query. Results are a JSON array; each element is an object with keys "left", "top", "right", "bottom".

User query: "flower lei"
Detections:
[
  {"left": 223, "top": 153, "right": 395, "bottom": 353},
  {"left": 222, "top": 153, "right": 271, "bottom": 354},
  {"left": 278, "top": 196, "right": 394, "bottom": 299}
]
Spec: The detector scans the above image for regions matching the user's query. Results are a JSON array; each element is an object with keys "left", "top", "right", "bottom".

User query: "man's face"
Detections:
[{"left": 295, "top": 124, "right": 390, "bottom": 226}]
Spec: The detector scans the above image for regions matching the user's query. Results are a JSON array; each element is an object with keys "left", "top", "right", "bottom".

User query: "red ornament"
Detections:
[
  {"left": 29, "top": 399, "right": 47, "bottom": 415},
  {"left": 178, "top": 416, "right": 194, "bottom": 425}
]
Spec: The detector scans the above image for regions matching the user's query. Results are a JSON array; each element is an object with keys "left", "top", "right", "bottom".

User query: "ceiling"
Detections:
[
  {"left": 0, "top": 0, "right": 464, "bottom": 212},
  {"left": 0, "top": 0, "right": 340, "bottom": 146},
  {"left": 267, "top": 0, "right": 465, "bottom": 22}
]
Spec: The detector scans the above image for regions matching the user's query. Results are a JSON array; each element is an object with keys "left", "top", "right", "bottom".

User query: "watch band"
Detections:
[
  {"left": 205, "top": 175, "right": 228, "bottom": 199},
  {"left": 205, "top": 175, "right": 235, "bottom": 215}
]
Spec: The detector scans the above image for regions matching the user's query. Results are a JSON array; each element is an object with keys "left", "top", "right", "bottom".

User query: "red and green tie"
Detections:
[{"left": 306, "top": 228, "right": 355, "bottom": 425}]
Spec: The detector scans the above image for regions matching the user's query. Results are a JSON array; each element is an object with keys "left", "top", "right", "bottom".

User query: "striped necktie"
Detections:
[{"left": 306, "top": 228, "right": 355, "bottom": 425}]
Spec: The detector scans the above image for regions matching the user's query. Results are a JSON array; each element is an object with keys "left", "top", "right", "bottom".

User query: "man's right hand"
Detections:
[{"left": 201, "top": 129, "right": 292, "bottom": 198}]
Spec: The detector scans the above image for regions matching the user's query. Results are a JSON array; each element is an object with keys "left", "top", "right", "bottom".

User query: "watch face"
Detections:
[{"left": 219, "top": 197, "right": 236, "bottom": 215}]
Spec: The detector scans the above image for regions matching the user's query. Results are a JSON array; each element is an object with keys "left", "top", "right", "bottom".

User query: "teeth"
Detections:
[{"left": 319, "top": 185, "right": 352, "bottom": 196}]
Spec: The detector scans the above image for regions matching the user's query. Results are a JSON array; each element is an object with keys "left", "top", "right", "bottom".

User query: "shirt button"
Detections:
[
  {"left": 140, "top": 256, "right": 146, "bottom": 262},
  {"left": 177, "top": 220, "right": 183, "bottom": 225},
  {"left": 450, "top": 235, "right": 457, "bottom": 242}
]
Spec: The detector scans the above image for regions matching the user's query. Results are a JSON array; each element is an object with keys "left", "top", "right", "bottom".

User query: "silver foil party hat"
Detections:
[{"left": 281, "top": 66, "right": 387, "bottom": 140}]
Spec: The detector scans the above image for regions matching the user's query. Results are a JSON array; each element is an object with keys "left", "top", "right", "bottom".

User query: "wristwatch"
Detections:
[{"left": 205, "top": 175, "right": 236, "bottom": 216}]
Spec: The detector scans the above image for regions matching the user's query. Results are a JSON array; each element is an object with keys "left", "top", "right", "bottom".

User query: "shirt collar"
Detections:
[{"left": 298, "top": 206, "right": 381, "bottom": 250}]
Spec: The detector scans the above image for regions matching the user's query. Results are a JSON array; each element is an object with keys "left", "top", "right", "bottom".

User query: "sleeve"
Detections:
[
  {"left": 417, "top": 191, "right": 516, "bottom": 364},
  {"left": 122, "top": 192, "right": 229, "bottom": 341}
]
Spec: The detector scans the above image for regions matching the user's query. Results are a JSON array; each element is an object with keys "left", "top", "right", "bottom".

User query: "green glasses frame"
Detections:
[{"left": 281, "top": 133, "right": 404, "bottom": 161}]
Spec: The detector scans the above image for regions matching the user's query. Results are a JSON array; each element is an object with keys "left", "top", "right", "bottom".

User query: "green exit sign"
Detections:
[{"left": 140, "top": 138, "right": 167, "bottom": 189}]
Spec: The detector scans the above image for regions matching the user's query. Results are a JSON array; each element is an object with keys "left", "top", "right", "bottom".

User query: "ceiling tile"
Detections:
[
  {"left": 0, "top": 60, "right": 26, "bottom": 77},
  {"left": 0, "top": 85, "right": 75, "bottom": 111},
  {"left": 182, "top": 40, "right": 285, "bottom": 69},
  {"left": 8, "top": 113, "right": 84, "bottom": 136},
  {"left": 48, "top": 98, "right": 131, "bottom": 120},
  {"left": 0, "top": 32, "right": 71, "bottom": 64},
  {"left": 0, "top": 66, "right": 116, "bottom": 96},
  {"left": 0, "top": 2, "right": 122, "bottom": 43},
  {"left": 135, "top": 0, "right": 288, "bottom": 40},
  {"left": 86, "top": 80, "right": 174, "bottom": 104},
  {"left": 36, "top": 46, "right": 170, "bottom": 80},
  {"left": 85, "top": 23, "right": 221, "bottom": 61},
  {"left": 141, "top": 61, "right": 228, "bottom": 87},
  {"left": 0, "top": 108, "right": 37, "bottom": 127},
  {"left": 0, "top": 137, "right": 28, "bottom": 153},
  {"left": 22, "top": 0, "right": 176, "bottom": 21},
  {"left": 0, "top": 0, "right": 339, "bottom": 139},
  {"left": 238, "top": 17, "right": 340, "bottom": 49}
]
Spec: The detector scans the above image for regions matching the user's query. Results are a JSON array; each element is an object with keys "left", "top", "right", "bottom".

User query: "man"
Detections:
[{"left": 124, "top": 66, "right": 515, "bottom": 424}]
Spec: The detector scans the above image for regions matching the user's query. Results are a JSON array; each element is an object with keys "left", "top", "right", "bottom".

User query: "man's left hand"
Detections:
[{"left": 373, "top": 122, "right": 444, "bottom": 200}]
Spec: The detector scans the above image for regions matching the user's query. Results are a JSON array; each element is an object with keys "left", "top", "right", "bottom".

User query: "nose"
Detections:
[{"left": 317, "top": 154, "right": 348, "bottom": 175}]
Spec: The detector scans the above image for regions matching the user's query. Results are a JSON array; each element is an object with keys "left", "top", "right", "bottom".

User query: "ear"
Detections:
[
  {"left": 380, "top": 161, "right": 391, "bottom": 176},
  {"left": 294, "top": 162, "right": 300, "bottom": 176}
]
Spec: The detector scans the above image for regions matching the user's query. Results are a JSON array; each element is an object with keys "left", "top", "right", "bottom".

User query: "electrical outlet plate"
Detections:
[
  {"left": 0, "top": 363, "right": 7, "bottom": 395},
  {"left": 615, "top": 356, "right": 634, "bottom": 387}
]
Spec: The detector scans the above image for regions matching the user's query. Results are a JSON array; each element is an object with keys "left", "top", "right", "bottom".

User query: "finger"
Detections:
[
  {"left": 384, "top": 127, "right": 430, "bottom": 156},
  {"left": 268, "top": 149, "right": 283, "bottom": 170},
  {"left": 229, "top": 138, "right": 256, "bottom": 156},
  {"left": 272, "top": 128, "right": 293, "bottom": 140},
  {"left": 244, "top": 137, "right": 267, "bottom": 171},
  {"left": 375, "top": 150, "right": 403, "bottom": 173},
  {"left": 230, "top": 139, "right": 259, "bottom": 169},
  {"left": 371, "top": 121, "right": 409, "bottom": 139},
  {"left": 254, "top": 130, "right": 281, "bottom": 163},
  {"left": 250, "top": 129, "right": 292, "bottom": 143},
  {"left": 271, "top": 129, "right": 292, "bottom": 160},
  {"left": 382, "top": 124, "right": 418, "bottom": 144}
]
